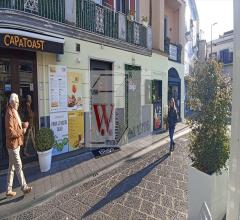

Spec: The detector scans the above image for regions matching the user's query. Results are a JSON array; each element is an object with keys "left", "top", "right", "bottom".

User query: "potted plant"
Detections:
[
  {"left": 127, "top": 10, "right": 135, "bottom": 21},
  {"left": 163, "top": 113, "right": 169, "bottom": 131},
  {"left": 35, "top": 128, "right": 55, "bottom": 172},
  {"left": 187, "top": 59, "right": 232, "bottom": 220},
  {"left": 141, "top": 16, "right": 148, "bottom": 27}
]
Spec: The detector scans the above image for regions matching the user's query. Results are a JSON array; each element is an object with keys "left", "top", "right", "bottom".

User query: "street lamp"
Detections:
[{"left": 210, "top": 22, "right": 218, "bottom": 58}]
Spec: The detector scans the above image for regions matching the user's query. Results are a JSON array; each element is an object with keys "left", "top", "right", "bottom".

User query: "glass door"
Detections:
[
  {"left": 0, "top": 58, "right": 11, "bottom": 162},
  {"left": 18, "top": 60, "right": 37, "bottom": 159},
  {"left": 0, "top": 50, "right": 38, "bottom": 169}
]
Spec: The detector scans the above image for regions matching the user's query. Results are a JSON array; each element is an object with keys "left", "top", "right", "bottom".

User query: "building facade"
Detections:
[
  {"left": 184, "top": 0, "right": 199, "bottom": 75},
  {"left": 197, "top": 39, "right": 207, "bottom": 62},
  {"left": 184, "top": 0, "right": 199, "bottom": 116},
  {"left": 207, "top": 30, "right": 234, "bottom": 78},
  {"left": 0, "top": 0, "right": 185, "bottom": 168}
]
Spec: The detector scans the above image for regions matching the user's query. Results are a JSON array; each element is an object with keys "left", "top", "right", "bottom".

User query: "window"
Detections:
[
  {"left": 209, "top": 52, "right": 217, "bottom": 59},
  {"left": 219, "top": 49, "right": 233, "bottom": 64},
  {"left": 92, "top": 0, "right": 102, "bottom": 5},
  {"left": 229, "top": 51, "right": 233, "bottom": 63},
  {"left": 164, "top": 17, "right": 168, "bottom": 39},
  {"left": 116, "top": 0, "right": 125, "bottom": 13},
  {"left": 103, "top": 0, "right": 113, "bottom": 8}
]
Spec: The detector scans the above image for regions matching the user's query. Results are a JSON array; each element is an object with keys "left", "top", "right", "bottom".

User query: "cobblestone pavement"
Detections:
[{"left": 8, "top": 135, "right": 190, "bottom": 220}]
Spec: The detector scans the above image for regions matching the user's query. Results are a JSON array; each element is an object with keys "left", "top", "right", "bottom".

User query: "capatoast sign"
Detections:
[
  {"left": 0, "top": 33, "right": 64, "bottom": 54},
  {"left": 3, "top": 34, "right": 45, "bottom": 50}
]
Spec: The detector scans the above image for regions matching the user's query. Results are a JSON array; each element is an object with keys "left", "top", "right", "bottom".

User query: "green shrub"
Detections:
[
  {"left": 187, "top": 59, "right": 232, "bottom": 175},
  {"left": 35, "top": 128, "right": 55, "bottom": 152}
]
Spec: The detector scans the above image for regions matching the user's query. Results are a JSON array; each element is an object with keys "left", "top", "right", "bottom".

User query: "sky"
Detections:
[{"left": 195, "top": 0, "right": 233, "bottom": 42}]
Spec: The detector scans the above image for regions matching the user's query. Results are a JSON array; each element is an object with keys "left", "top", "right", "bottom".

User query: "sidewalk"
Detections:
[{"left": 0, "top": 123, "right": 189, "bottom": 219}]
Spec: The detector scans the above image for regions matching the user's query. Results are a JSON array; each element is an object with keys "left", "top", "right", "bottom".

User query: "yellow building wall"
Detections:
[{"left": 37, "top": 36, "right": 184, "bottom": 124}]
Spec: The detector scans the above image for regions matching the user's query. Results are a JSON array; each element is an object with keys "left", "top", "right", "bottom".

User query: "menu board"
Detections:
[
  {"left": 68, "top": 110, "right": 84, "bottom": 151},
  {"left": 49, "top": 65, "right": 67, "bottom": 112},
  {"left": 153, "top": 100, "right": 162, "bottom": 131},
  {"left": 67, "top": 72, "right": 83, "bottom": 111},
  {"left": 50, "top": 112, "right": 69, "bottom": 156}
]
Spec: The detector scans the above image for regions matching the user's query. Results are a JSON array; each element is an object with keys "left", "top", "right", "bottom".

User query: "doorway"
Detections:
[
  {"left": 168, "top": 67, "right": 181, "bottom": 121},
  {"left": 90, "top": 59, "right": 114, "bottom": 147},
  {"left": 0, "top": 49, "right": 38, "bottom": 168},
  {"left": 152, "top": 80, "right": 162, "bottom": 132},
  {"left": 125, "top": 64, "right": 141, "bottom": 140}
]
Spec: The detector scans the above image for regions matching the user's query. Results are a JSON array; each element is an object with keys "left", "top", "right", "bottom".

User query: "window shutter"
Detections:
[
  {"left": 103, "top": 0, "right": 113, "bottom": 9},
  {"left": 220, "top": 50, "right": 224, "bottom": 63},
  {"left": 128, "top": 0, "right": 135, "bottom": 16},
  {"left": 229, "top": 52, "right": 233, "bottom": 63}
]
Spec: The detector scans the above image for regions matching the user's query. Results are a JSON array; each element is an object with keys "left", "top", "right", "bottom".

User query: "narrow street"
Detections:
[{"left": 9, "top": 135, "right": 189, "bottom": 220}]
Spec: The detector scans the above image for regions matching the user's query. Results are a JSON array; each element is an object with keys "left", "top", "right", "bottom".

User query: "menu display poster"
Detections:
[
  {"left": 68, "top": 110, "right": 84, "bottom": 151},
  {"left": 153, "top": 101, "right": 162, "bottom": 130},
  {"left": 50, "top": 112, "right": 69, "bottom": 156},
  {"left": 67, "top": 72, "right": 83, "bottom": 111},
  {"left": 49, "top": 65, "right": 67, "bottom": 112}
]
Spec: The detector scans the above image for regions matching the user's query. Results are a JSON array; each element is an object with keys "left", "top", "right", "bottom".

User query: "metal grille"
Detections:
[
  {"left": 24, "top": 0, "right": 38, "bottom": 13},
  {"left": 95, "top": 5, "right": 104, "bottom": 33}
]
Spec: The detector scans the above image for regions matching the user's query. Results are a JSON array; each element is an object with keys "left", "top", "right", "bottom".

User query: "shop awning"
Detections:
[{"left": 0, "top": 28, "right": 64, "bottom": 54}]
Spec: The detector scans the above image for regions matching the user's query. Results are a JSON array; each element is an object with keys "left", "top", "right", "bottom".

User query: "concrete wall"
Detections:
[
  {"left": 152, "top": 0, "right": 185, "bottom": 53},
  {"left": 139, "top": 0, "right": 150, "bottom": 21},
  {"left": 165, "top": 1, "right": 179, "bottom": 43},
  {"left": 152, "top": 0, "right": 164, "bottom": 51},
  {"left": 226, "top": 0, "right": 240, "bottom": 218}
]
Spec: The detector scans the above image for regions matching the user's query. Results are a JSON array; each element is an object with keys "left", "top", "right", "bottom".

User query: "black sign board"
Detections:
[
  {"left": 92, "top": 147, "right": 120, "bottom": 158},
  {"left": 0, "top": 33, "right": 64, "bottom": 54}
]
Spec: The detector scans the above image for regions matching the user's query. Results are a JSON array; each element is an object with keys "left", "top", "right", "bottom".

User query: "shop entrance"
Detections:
[
  {"left": 0, "top": 49, "right": 38, "bottom": 169},
  {"left": 168, "top": 68, "right": 181, "bottom": 121},
  {"left": 125, "top": 64, "right": 141, "bottom": 140},
  {"left": 152, "top": 80, "right": 162, "bottom": 132},
  {"left": 90, "top": 59, "right": 114, "bottom": 147}
]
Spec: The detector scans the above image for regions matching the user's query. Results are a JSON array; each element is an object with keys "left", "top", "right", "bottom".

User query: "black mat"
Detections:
[{"left": 91, "top": 147, "right": 120, "bottom": 158}]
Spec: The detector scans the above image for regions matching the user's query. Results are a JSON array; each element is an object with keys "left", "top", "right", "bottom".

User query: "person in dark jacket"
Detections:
[
  {"left": 24, "top": 95, "right": 35, "bottom": 157},
  {"left": 168, "top": 98, "right": 178, "bottom": 154}
]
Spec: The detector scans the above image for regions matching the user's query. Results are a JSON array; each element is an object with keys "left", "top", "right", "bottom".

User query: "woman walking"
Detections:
[{"left": 168, "top": 98, "right": 178, "bottom": 154}]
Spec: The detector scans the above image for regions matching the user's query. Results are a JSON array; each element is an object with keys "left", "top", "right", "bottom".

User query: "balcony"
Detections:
[
  {"left": 0, "top": 0, "right": 65, "bottom": 22},
  {"left": 0, "top": 0, "right": 151, "bottom": 50},
  {"left": 164, "top": 38, "right": 182, "bottom": 63}
]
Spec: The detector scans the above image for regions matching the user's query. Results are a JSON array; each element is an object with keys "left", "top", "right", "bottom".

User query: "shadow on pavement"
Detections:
[
  {"left": 83, "top": 153, "right": 169, "bottom": 218},
  {"left": 0, "top": 195, "right": 24, "bottom": 206},
  {"left": 0, "top": 149, "right": 96, "bottom": 194},
  {"left": 0, "top": 146, "right": 125, "bottom": 195}
]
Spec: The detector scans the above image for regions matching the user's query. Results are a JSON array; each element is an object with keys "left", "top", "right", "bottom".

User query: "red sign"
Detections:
[{"left": 93, "top": 104, "right": 114, "bottom": 136}]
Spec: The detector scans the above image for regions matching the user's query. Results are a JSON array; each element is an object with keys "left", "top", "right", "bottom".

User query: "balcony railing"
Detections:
[
  {"left": 76, "top": 0, "right": 118, "bottom": 39},
  {"left": 0, "top": 0, "right": 150, "bottom": 49},
  {"left": 164, "top": 38, "right": 182, "bottom": 63},
  {"left": 76, "top": 0, "right": 147, "bottom": 48},
  {"left": 0, "top": 0, "right": 65, "bottom": 23}
]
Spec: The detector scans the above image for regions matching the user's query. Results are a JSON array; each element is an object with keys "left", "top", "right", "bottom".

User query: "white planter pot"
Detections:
[
  {"left": 188, "top": 165, "right": 228, "bottom": 220},
  {"left": 142, "top": 21, "right": 148, "bottom": 27},
  {"left": 37, "top": 148, "right": 53, "bottom": 172}
]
